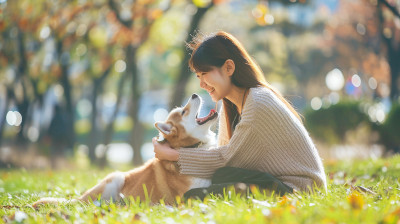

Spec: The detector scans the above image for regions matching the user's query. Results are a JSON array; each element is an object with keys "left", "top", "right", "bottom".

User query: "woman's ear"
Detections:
[{"left": 224, "top": 59, "right": 235, "bottom": 77}]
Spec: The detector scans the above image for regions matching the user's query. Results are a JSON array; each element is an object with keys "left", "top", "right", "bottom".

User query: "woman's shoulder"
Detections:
[
  {"left": 247, "top": 86, "right": 291, "bottom": 117},
  {"left": 248, "top": 86, "right": 277, "bottom": 105}
]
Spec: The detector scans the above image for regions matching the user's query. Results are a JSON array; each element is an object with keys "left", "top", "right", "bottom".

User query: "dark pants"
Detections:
[{"left": 184, "top": 167, "right": 293, "bottom": 200}]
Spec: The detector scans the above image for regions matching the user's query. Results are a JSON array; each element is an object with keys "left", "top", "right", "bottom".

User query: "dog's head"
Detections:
[{"left": 155, "top": 94, "right": 217, "bottom": 149}]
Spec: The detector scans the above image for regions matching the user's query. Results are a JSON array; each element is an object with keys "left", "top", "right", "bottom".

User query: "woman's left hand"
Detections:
[{"left": 152, "top": 137, "right": 179, "bottom": 161}]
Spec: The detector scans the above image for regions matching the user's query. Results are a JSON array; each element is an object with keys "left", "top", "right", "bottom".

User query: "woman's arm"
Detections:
[
  {"left": 152, "top": 105, "right": 228, "bottom": 161},
  {"left": 177, "top": 121, "right": 263, "bottom": 178},
  {"left": 217, "top": 106, "right": 229, "bottom": 146}
]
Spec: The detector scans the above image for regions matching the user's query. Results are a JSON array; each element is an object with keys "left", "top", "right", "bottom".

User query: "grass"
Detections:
[{"left": 1, "top": 155, "right": 400, "bottom": 223}]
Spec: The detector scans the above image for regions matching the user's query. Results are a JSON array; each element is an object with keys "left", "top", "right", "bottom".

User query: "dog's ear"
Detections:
[{"left": 155, "top": 122, "right": 172, "bottom": 135}]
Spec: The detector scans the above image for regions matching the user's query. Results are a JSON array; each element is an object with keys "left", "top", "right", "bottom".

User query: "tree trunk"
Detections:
[
  {"left": 126, "top": 45, "right": 144, "bottom": 166},
  {"left": 99, "top": 66, "right": 130, "bottom": 169},
  {"left": 0, "top": 87, "right": 13, "bottom": 146},
  {"left": 88, "top": 81, "right": 101, "bottom": 163},
  {"left": 169, "top": 5, "right": 213, "bottom": 110},
  {"left": 88, "top": 67, "right": 112, "bottom": 165},
  {"left": 56, "top": 39, "right": 75, "bottom": 150},
  {"left": 15, "top": 27, "right": 29, "bottom": 145},
  {"left": 377, "top": 2, "right": 400, "bottom": 101},
  {"left": 388, "top": 48, "right": 400, "bottom": 100}
]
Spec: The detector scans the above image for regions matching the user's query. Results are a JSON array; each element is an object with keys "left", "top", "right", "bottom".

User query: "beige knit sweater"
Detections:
[{"left": 178, "top": 86, "right": 327, "bottom": 192}]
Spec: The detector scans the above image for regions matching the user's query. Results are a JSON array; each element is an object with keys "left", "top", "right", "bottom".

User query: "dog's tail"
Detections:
[{"left": 32, "top": 197, "right": 79, "bottom": 208}]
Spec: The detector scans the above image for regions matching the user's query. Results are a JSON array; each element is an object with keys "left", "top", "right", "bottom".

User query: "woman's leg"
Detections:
[
  {"left": 184, "top": 167, "right": 293, "bottom": 200},
  {"left": 212, "top": 167, "right": 293, "bottom": 195},
  {"left": 183, "top": 183, "right": 235, "bottom": 200}
]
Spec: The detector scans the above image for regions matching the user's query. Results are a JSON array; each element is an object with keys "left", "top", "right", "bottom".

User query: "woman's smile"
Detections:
[{"left": 208, "top": 88, "right": 215, "bottom": 94}]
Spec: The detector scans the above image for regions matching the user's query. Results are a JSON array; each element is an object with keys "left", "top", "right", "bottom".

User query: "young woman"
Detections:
[{"left": 152, "top": 31, "right": 327, "bottom": 198}]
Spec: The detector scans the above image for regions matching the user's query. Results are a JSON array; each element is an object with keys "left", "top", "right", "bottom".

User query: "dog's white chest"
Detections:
[{"left": 189, "top": 177, "right": 212, "bottom": 189}]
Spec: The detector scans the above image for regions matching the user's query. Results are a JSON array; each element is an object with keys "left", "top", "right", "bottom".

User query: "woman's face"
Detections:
[{"left": 196, "top": 66, "right": 232, "bottom": 102}]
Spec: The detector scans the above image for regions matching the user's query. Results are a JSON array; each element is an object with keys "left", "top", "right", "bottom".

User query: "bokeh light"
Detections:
[
  {"left": 76, "top": 44, "right": 87, "bottom": 57},
  {"left": 368, "top": 77, "right": 377, "bottom": 90},
  {"left": 356, "top": 23, "right": 366, "bottom": 35},
  {"left": 329, "top": 92, "right": 340, "bottom": 104},
  {"left": 141, "top": 142, "right": 155, "bottom": 162},
  {"left": 6, "top": 111, "right": 16, "bottom": 126},
  {"left": 76, "top": 24, "right": 88, "bottom": 37},
  {"left": 311, "top": 97, "right": 322, "bottom": 110},
  {"left": 95, "top": 144, "right": 106, "bottom": 159},
  {"left": 264, "top": 14, "right": 275, "bottom": 25},
  {"left": 6, "top": 111, "right": 22, "bottom": 126},
  {"left": 77, "top": 99, "right": 92, "bottom": 118},
  {"left": 325, "top": 68, "right": 345, "bottom": 91},
  {"left": 368, "top": 103, "right": 386, "bottom": 123},
  {"left": 351, "top": 74, "right": 361, "bottom": 87},
  {"left": 153, "top": 108, "right": 168, "bottom": 122},
  {"left": 106, "top": 143, "right": 133, "bottom": 164},
  {"left": 114, "top": 60, "right": 127, "bottom": 73},
  {"left": 39, "top": 26, "right": 51, "bottom": 40},
  {"left": 27, "top": 127, "right": 39, "bottom": 142},
  {"left": 54, "top": 84, "right": 64, "bottom": 99}
]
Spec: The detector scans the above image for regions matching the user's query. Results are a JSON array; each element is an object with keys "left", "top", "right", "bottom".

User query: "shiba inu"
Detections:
[{"left": 33, "top": 94, "right": 218, "bottom": 207}]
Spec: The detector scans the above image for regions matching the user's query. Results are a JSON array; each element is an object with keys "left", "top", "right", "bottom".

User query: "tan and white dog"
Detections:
[{"left": 33, "top": 94, "right": 217, "bottom": 207}]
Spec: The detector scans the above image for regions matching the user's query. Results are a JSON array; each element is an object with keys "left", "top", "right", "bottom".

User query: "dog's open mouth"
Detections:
[{"left": 196, "top": 109, "right": 218, "bottom": 125}]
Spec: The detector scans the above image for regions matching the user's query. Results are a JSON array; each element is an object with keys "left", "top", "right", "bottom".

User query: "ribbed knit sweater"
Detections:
[{"left": 178, "top": 86, "right": 327, "bottom": 192}]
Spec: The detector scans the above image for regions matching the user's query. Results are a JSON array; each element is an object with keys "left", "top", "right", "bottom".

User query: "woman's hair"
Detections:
[{"left": 188, "top": 31, "right": 301, "bottom": 138}]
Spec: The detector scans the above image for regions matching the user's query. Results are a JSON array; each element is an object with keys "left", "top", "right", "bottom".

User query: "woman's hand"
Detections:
[{"left": 152, "top": 137, "right": 179, "bottom": 161}]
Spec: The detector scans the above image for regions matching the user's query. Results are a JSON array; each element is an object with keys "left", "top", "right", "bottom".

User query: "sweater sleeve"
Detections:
[
  {"left": 177, "top": 117, "right": 262, "bottom": 178},
  {"left": 217, "top": 106, "right": 229, "bottom": 147}
]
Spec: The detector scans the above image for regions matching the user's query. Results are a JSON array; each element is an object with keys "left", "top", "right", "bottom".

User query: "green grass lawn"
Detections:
[{"left": 1, "top": 155, "right": 400, "bottom": 224}]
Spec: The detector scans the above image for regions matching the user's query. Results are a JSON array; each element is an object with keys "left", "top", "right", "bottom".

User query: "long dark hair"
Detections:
[{"left": 188, "top": 31, "right": 301, "bottom": 138}]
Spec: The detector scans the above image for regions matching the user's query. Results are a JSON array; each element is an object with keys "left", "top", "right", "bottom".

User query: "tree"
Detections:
[
  {"left": 0, "top": 0, "right": 51, "bottom": 146},
  {"left": 169, "top": 1, "right": 215, "bottom": 109},
  {"left": 377, "top": 0, "right": 400, "bottom": 101},
  {"left": 107, "top": 0, "right": 172, "bottom": 166}
]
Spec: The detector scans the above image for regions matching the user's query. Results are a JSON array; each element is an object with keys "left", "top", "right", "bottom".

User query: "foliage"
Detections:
[
  {"left": 375, "top": 103, "right": 400, "bottom": 152},
  {"left": 304, "top": 100, "right": 371, "bottom": 145},
  {"left": 1, "top": 155, "right": 400, "bottom": 223}
]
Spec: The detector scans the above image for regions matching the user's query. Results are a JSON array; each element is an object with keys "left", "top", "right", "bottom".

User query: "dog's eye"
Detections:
[{"left": 181, "top": 110, "right": 186, "bottom": 115}]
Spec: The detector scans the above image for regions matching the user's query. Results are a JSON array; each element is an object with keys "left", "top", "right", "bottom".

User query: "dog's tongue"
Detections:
[{"left": 196, "top": 109, "right": 217, "bottom": 124}]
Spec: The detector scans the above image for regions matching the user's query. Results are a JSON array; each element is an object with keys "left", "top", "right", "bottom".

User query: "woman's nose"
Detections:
[{"left": 199, "top": 80, "right": 207, "bottom": 89}]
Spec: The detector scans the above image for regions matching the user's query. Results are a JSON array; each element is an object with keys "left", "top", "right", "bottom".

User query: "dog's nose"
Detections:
[{"left": 191, "top": 94, "right": 198, "bottom": 99}]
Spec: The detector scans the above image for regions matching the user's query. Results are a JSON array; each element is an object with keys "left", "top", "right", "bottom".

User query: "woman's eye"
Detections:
[{"left": 196, "top": 72, "right": 206, "bottom": 78}]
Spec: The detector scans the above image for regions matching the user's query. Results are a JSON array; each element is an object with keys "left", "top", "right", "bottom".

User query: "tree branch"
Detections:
[
  {"left": 379, "top": 0, "right": 400, "bottom": 18},
  {"left": 108, "top": 0, "right": 132, "bottom": 28}
]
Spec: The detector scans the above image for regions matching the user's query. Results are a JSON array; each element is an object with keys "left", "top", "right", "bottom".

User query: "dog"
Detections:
[{"left": 32, "top": 94, "right": 218, "bottom": 207}]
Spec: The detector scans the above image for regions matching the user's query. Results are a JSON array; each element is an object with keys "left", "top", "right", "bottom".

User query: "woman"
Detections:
[{"left": 152, "top": 31, "right": 327, "bottom": 199}]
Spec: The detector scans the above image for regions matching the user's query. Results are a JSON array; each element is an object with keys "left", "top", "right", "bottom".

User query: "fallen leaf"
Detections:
[{"left": 348, "top": 191, "right": 364, "bottom": 210}]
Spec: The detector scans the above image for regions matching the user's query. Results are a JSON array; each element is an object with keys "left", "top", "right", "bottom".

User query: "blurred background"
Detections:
[{"left": 0, "top": 0, "right": 399, "bottom": 170}]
